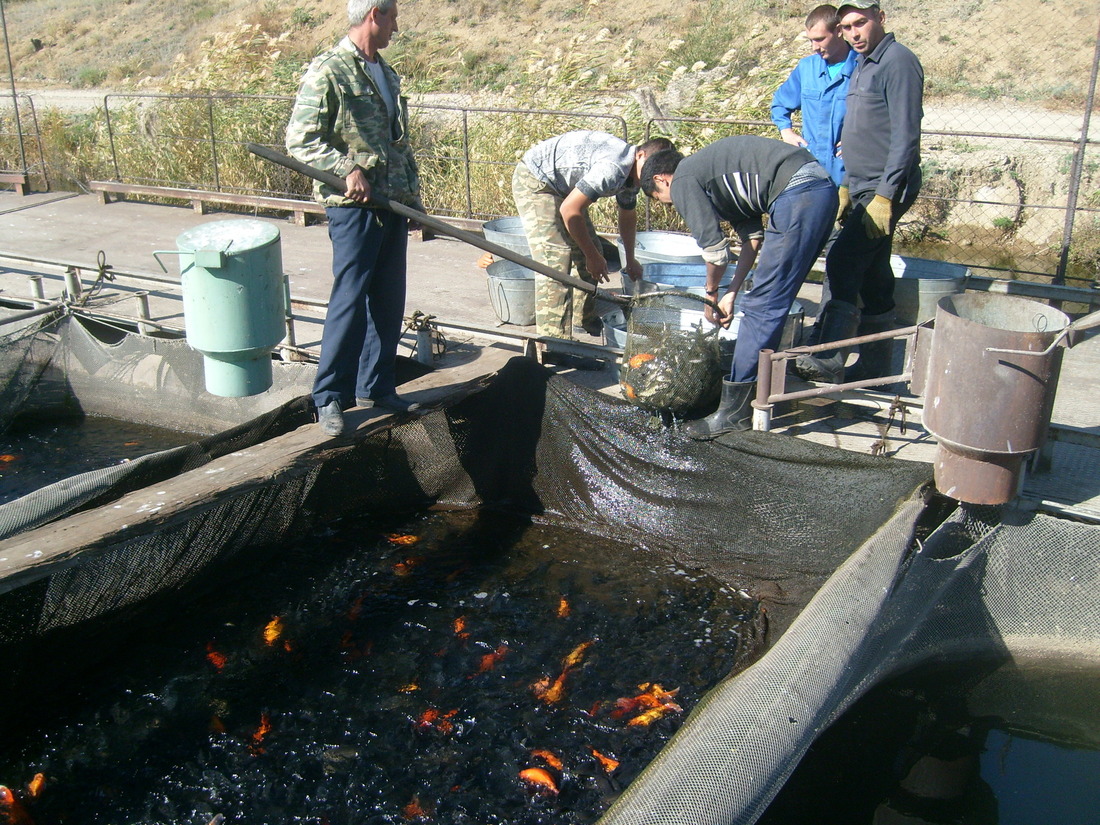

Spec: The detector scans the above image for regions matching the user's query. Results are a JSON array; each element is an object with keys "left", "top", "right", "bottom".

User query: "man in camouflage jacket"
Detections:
[{"left": 286, "top": 0, "right": 421, "bottom": 436}]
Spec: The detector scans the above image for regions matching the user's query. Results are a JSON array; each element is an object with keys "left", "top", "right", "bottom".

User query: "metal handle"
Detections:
[
  {"left": 152, "top": 249, "right": 185, "bottom": 273},
  {"left": 244, "top": 142, "right": 630, "bottom": 307},
  {"left": 985, "top": 307, "right": 1100, "bottom": 357}
]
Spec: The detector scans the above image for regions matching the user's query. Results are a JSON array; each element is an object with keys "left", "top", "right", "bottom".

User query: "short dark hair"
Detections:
[
  {"left": 639, "top": 149, "right": 684, "bottom": 197},
  {"left": 638, "top": 137, "right": 675, "bottom": 155},
  {"left": 805, "top": 4, "right": 840, "bottom": 29}
]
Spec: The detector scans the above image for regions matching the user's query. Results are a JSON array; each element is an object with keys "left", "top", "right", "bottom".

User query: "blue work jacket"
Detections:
[{"left": 769, "top": 49, "right": 857, "bottom": 186}]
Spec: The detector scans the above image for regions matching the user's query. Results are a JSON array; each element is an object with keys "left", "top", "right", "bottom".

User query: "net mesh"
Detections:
[{"left": 620, "top": 291, "right": 722, "bottom": 416}]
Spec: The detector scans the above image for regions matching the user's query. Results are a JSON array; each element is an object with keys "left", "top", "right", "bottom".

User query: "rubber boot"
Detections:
[
  {"left": 792, "top": 300, "right": 860, "bottom": 383},
  {"left": 683, "top": 379, "right": 755, "bottom": 439},
  {"left": 803, "top": 277, "right": 833, "bottom": 347},
  {"left": 845, "top": 310, "right": 897, "bottom": 382}
]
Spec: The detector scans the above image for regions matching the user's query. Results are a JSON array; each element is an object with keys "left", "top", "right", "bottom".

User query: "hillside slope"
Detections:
[{"left": 4, "top": 0, "right": 1095, "bottom": 109}]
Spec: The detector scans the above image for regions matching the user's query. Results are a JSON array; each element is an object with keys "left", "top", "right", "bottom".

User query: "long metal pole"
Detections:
[
  {"left": 1056, "top": 12, "right": 1100, "bottom": 288},
  {"left": 0, "top": 0, "right": 27, "bottom": 173}
]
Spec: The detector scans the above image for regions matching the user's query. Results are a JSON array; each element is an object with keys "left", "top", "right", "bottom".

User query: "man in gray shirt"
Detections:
[
  {"left": 795, "top": 0, "right": 923, "bottom": 384},
  {"left": 512, "top": 131, "right": 673, "bottom": 342},
  {"left": 641, "top": 136, "right": 837, "bottom": 436}
]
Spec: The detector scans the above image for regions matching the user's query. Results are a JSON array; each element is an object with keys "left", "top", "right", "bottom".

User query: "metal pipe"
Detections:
[
  {"left": 63, "top": 267, "right": 82, "bottom": 299},
  {"left": 134, "top": 290, "right": 154, "bottom": 336},
  {"left": 1054, "top": 14, "right": 1100, "bottom": 289},
  {"left": 27, "top": 274, "right": 43, "bottom": 301},
  {"left": 0, "top": 301, "right": 64, "bottom": 327},
  {"left": 0, "top": 0, "right": 27, "bottom": 174}
]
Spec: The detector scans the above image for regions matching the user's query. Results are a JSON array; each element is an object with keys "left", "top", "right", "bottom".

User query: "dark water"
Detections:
[
  {"left": 0, "top": 509, "right": 759, "bottom": 824},
  {"left": 759, "top": 662, "right": 1100, "bottom": 825},
  {"left": 0, "top": 416, "right": 194, "bottom": 504}
]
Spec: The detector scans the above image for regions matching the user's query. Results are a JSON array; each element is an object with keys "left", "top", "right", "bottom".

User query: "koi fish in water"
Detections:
[
  {"left": 475, "top": 644, "right": 509, "bottom": 675},
  {"left": 590, "top": 748, "right": 620, "bottom": 774},
  {"left": 612, "top": 682, "right": 683, "bottom": 726},
  {"left": 249, "top": 712, "right": 273, "bottom": 754},
  {"left": 518, "top": 767, "right": 559, "bottom": 797},
  {"left": 263, "top": 616, "right": 284, "bottom": 646},
  {"left": 402, "top": 795, "right": 431, "bottom": 821},
  {"left": 0, "top": 785, "right": 35, "bottom": 825},
  {"left": 205, "top": 642, "right": 228, "bottom": 672}
]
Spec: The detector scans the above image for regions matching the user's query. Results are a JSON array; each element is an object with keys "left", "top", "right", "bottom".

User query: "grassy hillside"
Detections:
[{"left": 4, "top": 0, "right": 1095, "bottom": 108}]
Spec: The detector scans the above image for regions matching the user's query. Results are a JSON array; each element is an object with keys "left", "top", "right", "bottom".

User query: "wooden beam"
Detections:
[
  {"left": 0, "top": 173, "right": 28, "bottom": 196},
  {"left": 89, "top": 180, "right": 324, "bottom": 223}
]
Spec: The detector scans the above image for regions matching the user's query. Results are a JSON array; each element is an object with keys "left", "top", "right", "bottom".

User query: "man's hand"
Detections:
[
  {"left": 780, "top": 128, "right": 808, "bottom": 149},
  {"left": 836, "top": 185, "right": 851, "bottom": 225},
  {"left": 622, "top": 257, "right": 643, "bottom": 282},
  {"left": 584, "top": 249, "right": 611, "bottom": 283},
  {"left": 344, "top": 167, "right": 371, "bottom": 203},
  {"left": 862, "top": 194, "right": 893, "bottom": 239},
  {"left": 704, "top": 291, "right": 736, "bottom": 329}
]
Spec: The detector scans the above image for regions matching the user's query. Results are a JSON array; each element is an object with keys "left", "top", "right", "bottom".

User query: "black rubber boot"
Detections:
[
  {"left": 846, "top": 310, "right": 897, "bottom": 382},
  {"left": 683, "top": 379, "right": 755, "bottom": 439},
  {"left": 792, "top": 300, "right": 861, "bottom": 383}
]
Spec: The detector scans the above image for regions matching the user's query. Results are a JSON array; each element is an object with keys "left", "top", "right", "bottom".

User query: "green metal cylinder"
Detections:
[{"left": 176, "top": 219, "right": 286, "bottom": 397}]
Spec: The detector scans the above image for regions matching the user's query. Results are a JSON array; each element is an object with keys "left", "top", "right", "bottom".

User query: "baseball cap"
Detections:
[{"left": 839, "top": 1, "right": 882, "bottom": 10}]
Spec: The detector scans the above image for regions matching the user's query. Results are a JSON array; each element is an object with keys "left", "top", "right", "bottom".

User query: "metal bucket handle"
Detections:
[{"left": 985, "top": 307, "right": 1100, "bottom": 357}]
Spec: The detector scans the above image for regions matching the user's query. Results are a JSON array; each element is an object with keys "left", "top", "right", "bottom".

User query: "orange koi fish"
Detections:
[
  {"left": 393, "top": 557, "right": 424, "bottom": 576},
  {"left": 561, "top": 640, "right": 592, "bottom": 670},
  {"left": 250, "top": 712, "right": 272, "bottom": 754},
  {"left": 205, "top": 642, "right": 227, "bottom": 672},
  {"left": 590, "top": 748, "right": 620, "bottom": 774},
  {"left": 452, "top": 616, "right": 469, "bottom": 640},
  {"left": 387, "top": 533, "right": 420, "bottom": 546},
  {"left": 475, "top": 644, "right": 509, "bottom": 674},
  {"left": 518, "top": 767, "right": 559, "bottom": 796},
  {"left": 263, "top": 616, "right": 284, "bottom": 646},
  {"left": 0, "top": 455, "right": 19, "bottom": 463},
  {"left": 415, "top": 708, "right": 458, "bottom": 734},
  {"left": 531, "top": 671, "right": 568, "bottom": 705},
  {"left": 556, "top": 597, "right": 570, "bottom": 618},
  {"left": 402, "top": 795, "right": 431, "bottom": 820},
  {"left": 620, "top": 382, "right": 637, "bottom": 400},
  {"left": 627, "top": 352, "right": 656, "bottom": 368},
  {"left": 25, "top": 776, "right": 44, "bottom": 801},
  {"left": 529, "top": 749, "right": 563, "bottom": 772},
  {"left": 0, "top": 785, "right": 35, "bottom": 825}
]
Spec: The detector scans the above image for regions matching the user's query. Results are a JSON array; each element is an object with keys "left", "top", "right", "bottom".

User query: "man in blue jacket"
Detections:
[
  {"left": 770, "top": 4, "right": 856, "bottom": 187},
  {"left": 771, "top": 5, "right": 856, "bottom": 344}
]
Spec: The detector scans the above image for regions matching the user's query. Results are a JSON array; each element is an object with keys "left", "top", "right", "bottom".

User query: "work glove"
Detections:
[
  {"left": 836, "top": 185, "right": 851, "bottom": 225},
  {"left": 862, "top": 194, "right": 893, "bottom": 239}
]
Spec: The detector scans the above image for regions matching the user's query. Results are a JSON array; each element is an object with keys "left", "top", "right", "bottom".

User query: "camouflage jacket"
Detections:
[{"left": 286, "top": 37, "right": 421, "bottom": 209}]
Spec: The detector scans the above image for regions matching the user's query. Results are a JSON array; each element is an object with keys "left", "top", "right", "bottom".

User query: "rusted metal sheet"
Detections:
[{"left": 923, "top": 293, "right": 1069, "bottom": 504}]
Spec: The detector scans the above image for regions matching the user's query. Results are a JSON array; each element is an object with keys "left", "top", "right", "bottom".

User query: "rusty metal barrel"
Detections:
[{"left": 922, "top": 293, "right": 1069, "bottom": 504}]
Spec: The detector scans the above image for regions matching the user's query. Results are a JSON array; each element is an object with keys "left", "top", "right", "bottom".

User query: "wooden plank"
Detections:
[
  {"left": 0, "top": 172, "right": 28, "bottom": 196},
  {"left": 89, "top": 180, "right": 324, "bottom": 220}
]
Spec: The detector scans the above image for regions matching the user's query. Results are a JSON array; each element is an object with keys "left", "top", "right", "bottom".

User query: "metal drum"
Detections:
[{"left": 922, "top": 293, "right": 1069, "bottom": 504}]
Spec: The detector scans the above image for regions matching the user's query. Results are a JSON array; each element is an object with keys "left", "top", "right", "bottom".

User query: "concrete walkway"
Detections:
[{"left": 2, "top": 190, "right": 1097, "bottom": 520}]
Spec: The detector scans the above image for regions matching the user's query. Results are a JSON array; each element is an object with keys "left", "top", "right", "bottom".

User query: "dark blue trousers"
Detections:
[
  {"left": 825, "top": 171, "right": 921, "bottom": 316},
  {"left": 313, "top": 207, "right": 408, "bottom": 409},
  {"left": 732, "top": 177, "right": 838, "bottom": 382}
]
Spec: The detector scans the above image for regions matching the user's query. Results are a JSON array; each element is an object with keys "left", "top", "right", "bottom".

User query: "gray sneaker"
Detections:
[
  {"left": 317, "top": 400, "right": 345, "bottom": 436},
  {"left": 356, "top": 394, "right": 422, "bottom": 413}
]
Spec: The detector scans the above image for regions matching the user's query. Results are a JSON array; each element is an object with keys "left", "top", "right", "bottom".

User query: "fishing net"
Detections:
[{"left": 619, "top": 290, "right": 723, "bottom": 415}]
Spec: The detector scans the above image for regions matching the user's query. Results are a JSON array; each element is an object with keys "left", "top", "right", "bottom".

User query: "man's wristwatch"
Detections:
[{"left": 705, "top": 288, "right": 720, "bottom": 296}]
